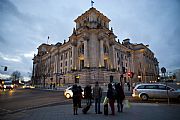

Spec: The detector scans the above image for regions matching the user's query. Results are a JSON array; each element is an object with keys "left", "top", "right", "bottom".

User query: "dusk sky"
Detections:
[{"left": 0, "top": 0, "right": 180, "bottom": 78}]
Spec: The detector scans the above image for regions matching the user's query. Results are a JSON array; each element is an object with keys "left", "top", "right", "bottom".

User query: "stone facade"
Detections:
[{"left": 32, "top": 7, "right": 159, "bottom": 87}]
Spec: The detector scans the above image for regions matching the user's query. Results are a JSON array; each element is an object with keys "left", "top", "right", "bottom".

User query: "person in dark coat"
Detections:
[
  {"left": 115, "top": 83, "right": 125, "bottom": 112},
  {"left": 84, "top": 84, "right": 92, "bottom": 106},
  {"left": 77, "top": 85, "right": 83, "bottom": 108},
  {"left": 72, "top": 84, "right": 79, "bottom": 115},
  {"left": 107, "top": 83, "right": 115, "bottom": 115}
]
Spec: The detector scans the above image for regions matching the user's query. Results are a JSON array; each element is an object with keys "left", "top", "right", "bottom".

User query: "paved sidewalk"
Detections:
[{"left": 2, "top": 103, "right": 180, "bottom": 120}]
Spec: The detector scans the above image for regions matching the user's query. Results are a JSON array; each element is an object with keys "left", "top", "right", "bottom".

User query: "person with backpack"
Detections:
[
  {"left": 93, "top": 81, "right": 102, "bottom": 114},
  {"left": 115, "top": 83, "right": 125, "bottom": 112},
  {"left": 107, "top": 83, "right": 115, "bottom": 115}
]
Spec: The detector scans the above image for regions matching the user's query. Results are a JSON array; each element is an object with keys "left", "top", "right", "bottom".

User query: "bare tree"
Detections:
[{"left": 11, "top": 71, "right": 21, "bottom": 81}]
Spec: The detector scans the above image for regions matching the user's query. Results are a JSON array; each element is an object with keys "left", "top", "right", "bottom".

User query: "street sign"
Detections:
[{"left": 161, "top": 67, "right": 166, "bottom": 73}]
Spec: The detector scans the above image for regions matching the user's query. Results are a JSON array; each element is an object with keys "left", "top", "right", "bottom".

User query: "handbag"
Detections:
[{"left": 103, "top": 97, "right": 109, "bottom": 105}]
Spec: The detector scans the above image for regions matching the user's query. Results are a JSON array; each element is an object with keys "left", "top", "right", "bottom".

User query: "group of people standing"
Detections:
[
  {"left": 71, "top": 81, "right": 125, "bottom": 115},
  {"left": 107, "top": 83, "right": 125, "bottom": 115}
]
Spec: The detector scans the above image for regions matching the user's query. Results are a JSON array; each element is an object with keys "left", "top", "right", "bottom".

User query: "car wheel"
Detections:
[
  {"left": 66, "top": 93, "right": 71, "bottom": 99},
  {"left": 141, "top": 94, "right": 148, "bottom": 101}
]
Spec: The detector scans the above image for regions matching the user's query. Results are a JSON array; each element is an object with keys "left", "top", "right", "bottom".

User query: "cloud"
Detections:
[
  {"left": 0, "top": 52, "right": 22, "bottom": 63},
  {"left": 23, "top": 51, "right": 35, "bottom": 58}
]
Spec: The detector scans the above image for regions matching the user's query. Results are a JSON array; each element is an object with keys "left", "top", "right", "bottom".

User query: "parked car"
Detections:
[
  {"left": 23, "top": 84, "right": 35, "bottom": 89},
  {"left": 132, "top": 83, "right": 180, "bottom": 101},
  {"left": 64, "top": 86, "right": 84, "bottom": 99}
]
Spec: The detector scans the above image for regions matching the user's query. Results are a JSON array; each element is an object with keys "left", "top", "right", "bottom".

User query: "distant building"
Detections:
[
  {"left": 32, "top": 7, "right": 159, "bottom": 87},
  {"left": 175, "top": 69, "right": 180, "bottom": 81}
]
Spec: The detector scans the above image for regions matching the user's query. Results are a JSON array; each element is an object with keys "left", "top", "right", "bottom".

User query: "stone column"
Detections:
[
  {"left": 72, "top": 45, "right": 76, "bottom": 69},
  {"left": 84, "top": 39, "right": 89, "bottom": 67},
  {"left": 112, "top": 45, "right": 116, "bottom": 69},
  {"left": 100, "top": 39, "right": 104, "bottom": 67}
]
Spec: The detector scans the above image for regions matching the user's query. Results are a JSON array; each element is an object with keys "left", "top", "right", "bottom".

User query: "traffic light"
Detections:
[
  {"left": 75, "top": 76, "right": 79, "bottom": 83},
  {"left": 4, "top": 66, "right": 7, "bottom": 71},
  {"left": 127, "top": 72, "right": 134, "bottom": 78}
]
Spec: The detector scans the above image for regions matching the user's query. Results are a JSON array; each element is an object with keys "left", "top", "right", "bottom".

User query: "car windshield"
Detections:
[{"left": 4, "top": 83, "right": 12, "bottom": 85}]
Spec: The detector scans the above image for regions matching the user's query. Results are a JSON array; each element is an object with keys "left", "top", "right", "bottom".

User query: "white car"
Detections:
[
  {"left": 132, "top": 83, "right": 180, "bottom": 101},
  {"left": 23, "top": 85, "right": 35, "bottom": 89},
  {"left": 64, "top": 86, "right": 84, "bottom": 99}
]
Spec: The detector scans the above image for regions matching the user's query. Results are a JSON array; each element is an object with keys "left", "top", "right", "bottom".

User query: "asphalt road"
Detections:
[{"left": 0, "top": 88, "right": 69, "bottom": 115}]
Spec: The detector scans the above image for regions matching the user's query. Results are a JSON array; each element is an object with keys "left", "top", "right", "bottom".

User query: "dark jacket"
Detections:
[
  {"left": 84, "top": 85, "right": 92, "bottom": 99},
  {"left": 115, "top": 83, "right": 125, "bottom": 101},
  {"left": 107, "top": 83, "right": 115, "bottom": 100}
]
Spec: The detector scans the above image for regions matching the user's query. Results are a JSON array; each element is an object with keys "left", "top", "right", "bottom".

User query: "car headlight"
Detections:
[{"left": 11, "top": 85, "right": 14, "bottom": 88}]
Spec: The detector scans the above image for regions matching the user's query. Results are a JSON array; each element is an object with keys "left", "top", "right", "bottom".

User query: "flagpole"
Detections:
[
  {"left": 47, "top": 36, "right": 49, "bottom": 44},
  {"left": 91, "top": 0, "right": 94, "bottom": 7}
]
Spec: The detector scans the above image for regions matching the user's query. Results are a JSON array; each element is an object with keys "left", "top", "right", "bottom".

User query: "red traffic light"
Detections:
[
  {"left": 127, "top": 72, "right": 131, "bottom": 76},
  {"left": 127, "top": 72, "right": 134, "bottom": 78}
]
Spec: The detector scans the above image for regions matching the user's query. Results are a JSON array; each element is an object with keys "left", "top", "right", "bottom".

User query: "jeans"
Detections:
[{"left": 94, "top": 98, "right": 101, "bottom": 113}]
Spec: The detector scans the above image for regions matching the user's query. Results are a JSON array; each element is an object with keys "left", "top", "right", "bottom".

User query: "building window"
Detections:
[
  {"left": 70, "top": 51, "right": 72, "bottom": 58},
  {"left": 65, "top": 68, "right": 67, "bottom": 74},
  {"left": 121, "top": 54, "right": 123, "bottom": 59},
  {"left": 65, "top": 61, "right": 67, "bottom": 66},
  {"left": 65, "top": 53, "right": 68, "bottom": 59},
  {"left": 117, "top": 52, "right": 119, "bottom": 57},
  {"left": 125, "top": 55, "right": 127, "bottom": 60},
  {"left": 61, "top": 63, "right": 62, "bottom": 67},
  {"left": 104, "top": 60, "right": 108, "bottom": 68},
  {"left": 104, "top": 44, "right": 108, "bottom": 53},
  {"left": 79, "top": 44, "right": 84, "bottom": 54},
  {"left": 118, "top": 59, "right": 120, "bottom": 65},
  {"left": 80, "top": 60, "right": 84, "bottom": 69},
  {"left": 70, "top": 60, "right": 72, "bottom": 65},
  {"left": 61, "top": 55, "right": 63, "bottom": 60}
]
